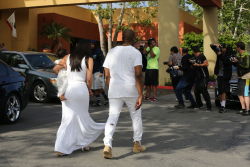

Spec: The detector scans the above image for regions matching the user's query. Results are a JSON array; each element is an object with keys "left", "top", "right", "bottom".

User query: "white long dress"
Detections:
[{"left": 54, "top": 56, "right": 105, "bottom": 154}]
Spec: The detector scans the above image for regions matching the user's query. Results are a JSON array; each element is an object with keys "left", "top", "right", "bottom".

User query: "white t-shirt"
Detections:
[{"left": 103, "top": 45, "right": 142, "bottom": 98}]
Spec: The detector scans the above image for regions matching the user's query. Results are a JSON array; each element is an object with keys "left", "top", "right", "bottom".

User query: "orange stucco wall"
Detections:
[
  {"left": 0, "top": 6, "right": 202, "bottom": 52},
  {"left": 112, "top": 21, "right": 201, "bottom": 43},
  {"left": 38, "top": 13, "right": 99, "bottom": 52},
  {"left": 29, "top": 6, "right": 97, "bottom": 51}
]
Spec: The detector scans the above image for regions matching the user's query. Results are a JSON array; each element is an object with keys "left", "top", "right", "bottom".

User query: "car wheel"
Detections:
[
  {"left": 32, "top": 82, "right": 49, "bottom": 103},
  {"left": 3, "top": 94, "right": 21, "bottom": 123}
]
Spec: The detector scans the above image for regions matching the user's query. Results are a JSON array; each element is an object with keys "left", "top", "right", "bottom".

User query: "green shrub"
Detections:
[{"left": 181, "top": 32, "right": 203, "bottom": 54}]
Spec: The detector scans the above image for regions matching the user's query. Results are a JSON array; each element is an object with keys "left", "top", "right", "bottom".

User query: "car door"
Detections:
[
  {"left": 0, "top": 61, "right": 10, "bottom": 109},
  {"left": 6, "top": 53, "right": 28, "bottom": 74}
]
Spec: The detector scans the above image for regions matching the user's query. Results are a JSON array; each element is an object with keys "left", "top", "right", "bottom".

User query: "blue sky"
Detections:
[
  {"left": 78, "top": 1, "right": 152, "bottom": 9},
  {"left": 78, "top": 2, "right": 194, "bottom": 10}
]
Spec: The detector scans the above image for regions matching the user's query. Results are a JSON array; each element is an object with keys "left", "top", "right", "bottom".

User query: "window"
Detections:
[
  {"left": 0, "top": 53, "right": 26, "bottom": 68},
  {"left": 24, "top": 54, "right": 54, "bottom": 69}
]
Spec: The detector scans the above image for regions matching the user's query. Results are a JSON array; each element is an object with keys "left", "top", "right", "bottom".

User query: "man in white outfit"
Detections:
[{"left": 102, "top": 29, "right": 145, "bottom": 159}]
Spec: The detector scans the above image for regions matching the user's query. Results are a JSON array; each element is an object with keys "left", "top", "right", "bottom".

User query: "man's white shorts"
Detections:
[{"left": 92, "top": 72, "right": 105, "bottom": 90}]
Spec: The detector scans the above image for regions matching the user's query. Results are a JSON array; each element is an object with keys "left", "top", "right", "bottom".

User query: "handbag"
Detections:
[
  {"left": 167, "top": 67, "right": 183, "bottom": 78},
  {"left": 167, "top": 67, "right": 177, "bottom": 78},
  {"left": 56, "top": 68, "right": 68, "bottom": 97}
]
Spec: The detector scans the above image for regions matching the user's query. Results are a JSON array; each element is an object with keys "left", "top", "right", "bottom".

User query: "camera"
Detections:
[
  {"left": 166, "top": 66, "right": 179, "bottom": 78},
  {"left": 229, "top": 55, "right": 238, "bottom": 62},
  {"left": 210, "top": 44, "right": 222, "bottom": 53},
  {"left": 163, "top": 61, "right": 168, "bottom": 65},
  {"left": 189, "top": 57, "right": 196, "bottom": 64}
]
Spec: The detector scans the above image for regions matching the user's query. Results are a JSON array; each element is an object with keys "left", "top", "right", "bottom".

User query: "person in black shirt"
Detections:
[
  {"left": 192, "top": 47, "right": 212, "bottom": 111},
  {"left": 139, "top": 45, "right": 147, "bottom": 73},
  {"left": 174, "top": 48, "right": 196, "bottom": 109},
  {"left": 91, "top": 41, "right": 108, "bottom": 106},
  {"left": 210, "top": 44, "right": 233, "bottom": 113}
]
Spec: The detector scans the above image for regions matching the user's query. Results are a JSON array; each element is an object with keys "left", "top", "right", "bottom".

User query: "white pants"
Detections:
[{"left": 103, "top": 97, "right": 143, "bottom": 148}]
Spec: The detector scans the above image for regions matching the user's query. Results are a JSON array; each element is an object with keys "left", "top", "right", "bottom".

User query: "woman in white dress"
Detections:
[{"left": 53, "top": 42, "right": 105, "bottom": 156}]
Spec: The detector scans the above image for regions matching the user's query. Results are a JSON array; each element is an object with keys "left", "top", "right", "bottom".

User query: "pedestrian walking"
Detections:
[
  {"left": 102, "top": 29, "right": 145, "bottom": 159},
  {"left": 167, "top": 46, "right": 183, "bottom": 101},
  {"left": 192, "top": 47, "right": 212, "bottom": 111},
  {"left": 53, "top": 42, "right": 105, "bottom": 156},
  {"left": 174, "top": 48, "right": 196, "bottom": 109}
]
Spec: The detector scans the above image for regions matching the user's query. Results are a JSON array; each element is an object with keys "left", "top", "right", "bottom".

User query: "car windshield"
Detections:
[{"left": 24, "top": 54, "right": 55, "bottom": 69}]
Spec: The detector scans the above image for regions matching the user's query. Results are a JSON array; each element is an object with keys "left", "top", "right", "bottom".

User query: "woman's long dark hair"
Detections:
[{"left": 70, "top": 41, "right": 91, "bottom": 72}]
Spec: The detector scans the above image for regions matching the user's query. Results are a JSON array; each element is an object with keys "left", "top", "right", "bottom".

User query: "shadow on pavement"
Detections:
[{"left": 0, "top": 90, "right": 250, "bottom": 165}]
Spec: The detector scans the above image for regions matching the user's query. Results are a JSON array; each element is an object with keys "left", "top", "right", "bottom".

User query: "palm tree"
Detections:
[{"left": 41, "top": 22, "right": 71, "bottom": 53}]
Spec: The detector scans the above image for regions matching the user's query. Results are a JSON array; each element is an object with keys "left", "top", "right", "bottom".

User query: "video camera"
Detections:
[
  {"left": 163, "top": 61, "right": 168, "bottom": 65},
  {"left": 210, "top": 44, "right": 223, "bottom": 53},
  {"left": 189, "top": 57, "right": 196, "bottom": 64}
]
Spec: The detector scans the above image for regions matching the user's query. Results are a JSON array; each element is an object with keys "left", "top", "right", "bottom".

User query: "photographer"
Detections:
[
  {"left": 144, "top": 38, "right": 160, "bottom": 102},
  {"left": 167, "top": 46, "right": 182, "bottom": 101},
  {"left": 232, "top": 42, "right": 250, "bottom": 115},
  {"left": 210, "top": 43, "right": 233, "bottom": 113},
  {"left": 174, "top": 48, "right": 197, "bottom": 109},
  {"left": 192, "top": 47, "right": 212, "bottom": 111}
]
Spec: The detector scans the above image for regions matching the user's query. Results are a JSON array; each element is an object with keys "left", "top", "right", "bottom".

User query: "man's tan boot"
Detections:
[
  {"left": 133, "top": 141, "right": 146, "bottom": 153},
  {"left": 103, "top": 146, "right": 112, "bottom": 159}
]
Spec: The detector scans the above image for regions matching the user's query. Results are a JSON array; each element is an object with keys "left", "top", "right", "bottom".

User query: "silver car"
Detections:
[{"left": 0, "top": 51, "right": 58, "bottom": 103}]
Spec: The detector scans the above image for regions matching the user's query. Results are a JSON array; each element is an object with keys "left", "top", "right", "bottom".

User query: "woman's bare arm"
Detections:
[{"left": 86, "top": 57, "right": 94, "bottom": 92}]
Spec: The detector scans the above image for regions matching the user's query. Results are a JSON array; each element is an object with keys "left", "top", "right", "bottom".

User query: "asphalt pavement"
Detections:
[{"left": 0, "top": 90, "right": 250, "bottom": 167}]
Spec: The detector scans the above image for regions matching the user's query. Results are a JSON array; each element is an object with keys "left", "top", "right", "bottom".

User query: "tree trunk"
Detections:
[
  {"left": 96, "top": 11, "right": 107, "bottom": 56},
  {"left": 113, "top": 2, "right": 126, "bottom": 46},
  {"left": 234, "top": 0, "right": 237, "bottom": 7},
  {"left": 233, "top": 4, "right": 243, "bottom": 39},
  {"left": 108, "top": 3, "right": 113, "bottom": 51},
  {"left": 219, "top": 0, "right": 224, "bottom": 35}
]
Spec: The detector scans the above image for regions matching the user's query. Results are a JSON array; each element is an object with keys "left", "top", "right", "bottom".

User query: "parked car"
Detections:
[
  {"left": 0, "top": 60, "right": 29, "bottom": 123},
  {"left": 0, "top": 51, "right": 58, "bottom": 103},
  {"left": 215, "top": 66, "right": 247, "bottom": 109},
  {"left": 45, "top": 52, "right": 58, "bottom": 62}
]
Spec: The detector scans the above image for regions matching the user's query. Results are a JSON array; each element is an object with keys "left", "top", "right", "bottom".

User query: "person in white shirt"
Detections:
[{"left": 102, "top": 29, "right": 145, "bottom": 159}]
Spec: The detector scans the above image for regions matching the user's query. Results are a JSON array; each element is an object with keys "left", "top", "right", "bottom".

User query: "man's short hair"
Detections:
[
  {"left": 192, "top": 46, "right": 201, "bottom": 53},
  {"left": 122, "top": 29, "right": 135, "bottom": 42},
  {"left": 170, "top": 46, "right": 179, "bottom": 53},
  {"left": 148, "top": 38, "right": 156, "bottom": 45},
  {"left": 182, "top": 48, "right": 189, "bottom": 54},
  {"left": 236, "top": 42, "right": 245, "bottom": 50},
  {"left": 221, "top": 43, "right": 227, "bottom": 48}
]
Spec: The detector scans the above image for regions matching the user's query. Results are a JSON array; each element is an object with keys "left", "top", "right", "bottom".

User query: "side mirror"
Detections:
[{"left": 18, "top": 64, "right": 30, "bottom": 70}]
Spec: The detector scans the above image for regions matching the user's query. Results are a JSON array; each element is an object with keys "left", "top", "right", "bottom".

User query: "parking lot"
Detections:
[{"left": 1, "top": 91, "right": 250, "bottom": 167}]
